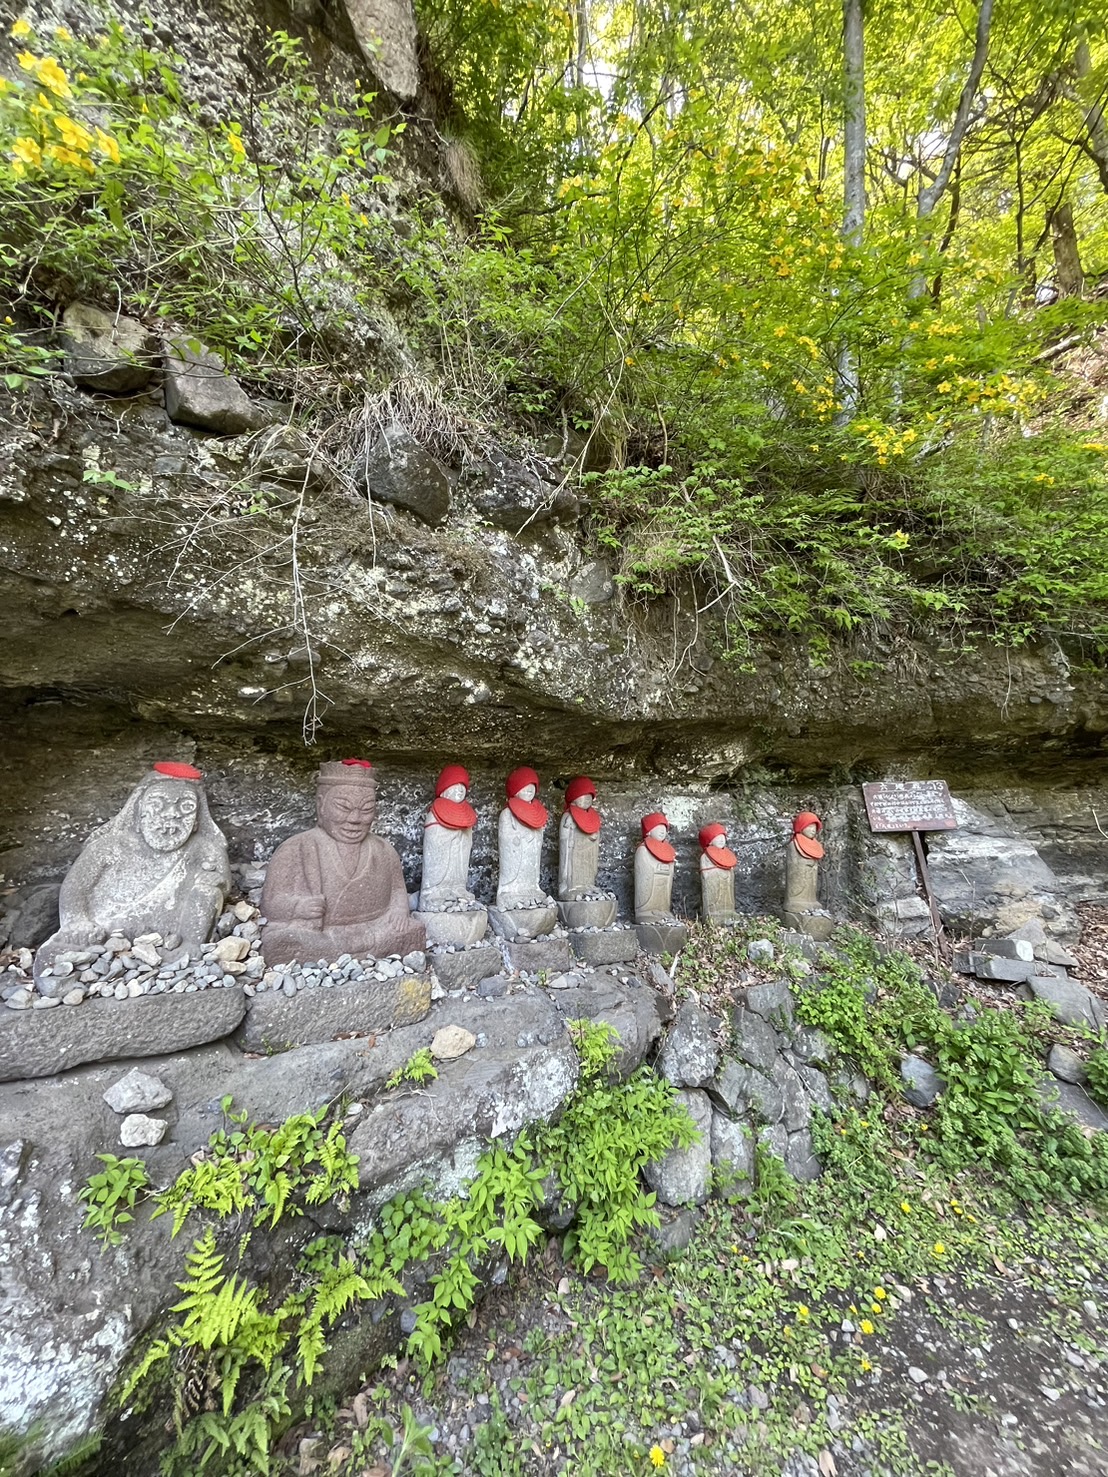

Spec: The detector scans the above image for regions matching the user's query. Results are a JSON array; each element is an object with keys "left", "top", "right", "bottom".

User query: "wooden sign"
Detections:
[{"left": 862, "top": 780, "right": 957, "bottom": 834}]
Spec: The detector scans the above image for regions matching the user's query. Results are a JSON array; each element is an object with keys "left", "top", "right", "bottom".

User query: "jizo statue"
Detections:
[
  {"left": 419, "top": 764, "right": 479, "bottom": 912},
  {"left": 260, "top": 759, "right": 425, "bottom": 965},
  {"left": 496, "top": 766, "right": 551, "bottom": 911},
  {"left": 558, "top": 775, "right": 601, "bottom": 901},
  {"left": 634, "top": 811, "right": 677, "bottom": 923},
  {"left": 783, "top": 809, "right": 834, "bottom": 939},
  {"left": 698, "top": 822, "right": 738, "bottom": 924},
  {"left": 34, "top": 761, "right": 231, "bottom": 991}
]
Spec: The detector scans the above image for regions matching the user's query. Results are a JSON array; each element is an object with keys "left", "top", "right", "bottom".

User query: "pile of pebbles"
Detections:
[
  {"left": 429, "top": 937, "right": 498, "bottom": 956},
  {"left": 1, "top": 895, "right": 427, "bottom": 1010},
  {"left": 424, "top": 897, "right": 486, "bottom": 914}
]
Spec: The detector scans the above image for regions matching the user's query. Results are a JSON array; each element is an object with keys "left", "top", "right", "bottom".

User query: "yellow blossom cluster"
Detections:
[
  {"left": 852, "top": 419, "right": 918, "bottom": 464},
  {"left": 4, "top": 33, "right": 120, "bottom": 177}
]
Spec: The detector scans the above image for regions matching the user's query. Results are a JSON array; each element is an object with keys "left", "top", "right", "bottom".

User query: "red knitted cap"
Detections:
[
  {"left": 436, "top": 764, "right": 471, "bottom": 795},
  {"left": 341, "top": 758, "right": 373, "bottom": 769},
  {"left": 565, "top": 775, "right": 597, "bottom": 806},
  {"left": 699, "top": 822, "right": 726, "bottom": 848},
  {"left": 641, "top": 811, "right": 668, "bottom": 838},
  {"left": 153, "top": 762, "right": 202, "bottom": 780},
  {"left": 793, "top": 811, "right": 822, "bottom": 834},
  {"left": 506, "top": 766, "right": 540, "bottom": 797}
]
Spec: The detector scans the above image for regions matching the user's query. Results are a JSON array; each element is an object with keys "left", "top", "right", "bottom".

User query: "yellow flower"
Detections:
[
  {"left": 874, "top": 1287, "right": 887, "bottom": 1300},
  {"left": 17, "top": 49, "right": 36, "bottom": 70},
  {"left": 900, "top": 1200, "right": 912, "bottom": 1214},
  {"left": 797, "top": 1305, "right": 810, "bottom": 1320},
  {"left": 35, "top": 57, "right": 72, "bottom": 98},
  {"left": 933, "top": 1242, "right": 945, "bottom": 1256},
  {"left": 11, "top": 18, "right": 32, "bottom": 38},
  {"left": 860, "top": 1319, "right": 875, "bottom": 1335},
  {"left": 358, "top": 212, "right": 369, "bottom": 225},
  {"left": 10, "top": 136, "right": 42, "bottom": 168},
  {"left": 649, "top": 1447, "right": 666, "bottom": 1470},
  {"left": 55, "top": 26, "right": 72, "bottom": 41},
  {"left": 871, "top": 1303, "right": 882, "bottom": 1314},
  {"left": 860, "top": 1357, "right": 872, "bottom": 1372},
  {"left": 95, "top": 128, "right": 120, "bottom": 163},
  {"left": 228, "top": 133, "right": 245, "bottom": 157},
  {"left": 937, "top": 381, "right": 951, "bottom": 393}
]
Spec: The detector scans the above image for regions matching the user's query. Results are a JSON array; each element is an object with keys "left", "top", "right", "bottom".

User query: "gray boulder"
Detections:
[
  {"left": 744, "top": 980, "right": 794, "bottom": 1027},
  {"left": 709, "top": 1110, "right": 752, "bottom": 1194},
  {"left": 900, "top": 1053, "right": 944, "bottom": 1108},
  {"left": 355, "top": 421, "right": 451, "bottom": 526},
  {"left": 341, "top": 0, "right": 419, "bottom": 99},
  {"left": 1022, "top": 976, "right": 1105, "bottom": 1031},
  {"left": 658, "top": 1002, "right": 720, "bottom": 1088},
  {"left": 61, "top": 303, "right": 156, "bottom": 392},
  {"left": 1037, "top": 1078, "right": 1108, "bottom": 1133},
  {"left": 2, "top": 884, "right": 60, "bottom": 950},
  {"left": 163, "top": 336, "right": 267, "bottom": 434},
  {"left": 1047, "top": 1044, "right": 1087, "bottom": 1085},
  {"left": 103, "top": 1069, "right": 173, "bottom": 1115},
  {"left": 731, "top": 1007, "right": 780, "bottom": 1073},
  {"left": 644, "top": 1088, "right": 712, "bottom": 1206},
  {"left": 784, "top": 1128, "right": 822, "bottom": 1182},
  {"left": 708, "top": 1059, "right": 784, "bottom": 1125},
  {"left": 467, "top": 450, "right": 578, "bottom": 533}
]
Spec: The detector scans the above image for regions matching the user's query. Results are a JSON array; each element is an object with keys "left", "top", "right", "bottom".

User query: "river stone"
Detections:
[
  {"left": 1047, "top": 1044, "right": 1087, "bottom": 1085},
  {"left": 901, "top": 1053, "right": 944, "bottom": 1107},
  {"left": 644, "top": 1088, "right": 712, "bottom": 1207},
  {"left": 164, "top": 335, "right": 266, "bottom": 434},
  {"left": 658, "top": 1002, "right": 720, "bottom": 1088},
  {"left": 61, "top": 303, "right": 156, "bottom": 392},
  {"left": 430, "top": 1025, "right": 476, "bottom": 1061},
  {"left": 709, "top": 1110, "right": 753, "bottom": 1194},
  {"left": 0, "top": 988, "right": 246, "bottom": 1083},
  {"left": 119, "top": 1113, "right": 167, "bottom": 1148},
  {"left": 236, "top": 974, "right": 431, "bottom": 1053},
  {"left": 103, "top": 1068, "right": 173, "bottom": 1114},
  {"left": 1022, "top": 975, "right": 1105, "bottom": 1030}
]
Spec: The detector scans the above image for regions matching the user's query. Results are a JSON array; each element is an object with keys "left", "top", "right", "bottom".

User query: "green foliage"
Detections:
[
  {"left": 152, "top": 1097, "right": 359, "bottom": 1236},
  {"left": 78, "top": 1154, "right": 151, "bottom": 1248},
  {"left": 0, "top": 19, "right": 400, "bottom": 390},
  {"left": 1086, "top": 1046, "right": 1108, "bottom": 1108},
  {"left": 385, "top": 1048, "right": 439, "bottom": 1091}
]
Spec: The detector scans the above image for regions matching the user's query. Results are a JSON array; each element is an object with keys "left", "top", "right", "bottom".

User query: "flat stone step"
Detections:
[{"left": 236, "top": 974, "right": 431, "bottom": 1053}]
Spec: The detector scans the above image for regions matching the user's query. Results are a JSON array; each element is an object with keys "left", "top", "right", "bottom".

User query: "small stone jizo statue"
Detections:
[
  {"left": 261, "top": 759, "right": 425, "bottom": 965},
  {"left": 699, "top": 822, "right": 738, "bottom": 924},
  {"left": 34, "top": 761, "right": 231, "bottom": 992},
  {"left": 557, "top": 775, "right": 616, "bottom": 930},
  {"left": 491, "top": 767, "right": 557, "bottom": 941},
  {"left": 417, "top": 764, "right": 487, "bottom": 948},
  {"left": 783, "top": 809, "right": 833, "bottom": 940},
  {"left": 634, "top": 812, "right": 677, "bottom": 923}
]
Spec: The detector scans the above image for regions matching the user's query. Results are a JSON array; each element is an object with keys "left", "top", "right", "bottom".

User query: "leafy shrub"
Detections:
[{"left": 1086, "top": 1047, "right": 1108, "bottom": 1109}]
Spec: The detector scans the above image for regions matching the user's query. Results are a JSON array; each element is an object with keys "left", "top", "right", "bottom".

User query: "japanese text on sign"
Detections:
[{"left": 862, "top": 780, "right": 958, "bottom": 834}]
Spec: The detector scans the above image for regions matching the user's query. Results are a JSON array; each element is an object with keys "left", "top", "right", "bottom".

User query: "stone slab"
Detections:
[
  {"left": 782, "top": 909, "right": 836, "bottom": 942},
  {"left": 0, "top": 988, "right": 245, "bottom": 1083},
  {"left": 236, "top": 975, "right": 431, "bottom": 1053},
  {"left": 635, "top": 922, "right": 688, "bottom": 957},
  {"left": 1021, "top": 975, "right": 1105, "bottom": 1030},
  {"left": 1037, "top": 1077, "right": 1108, "bottom": 1132},
  {"left": 417, "top": 909, "right": 487, "bottom": 949},
  {"left": 488, "top": 904, "right": 558, "bottom": 942},
  {"left": 975, "top": 936, "right": 1035, "bottom": 962},
  {"left": 557, "top": 898, "right": 617, "bottom": 930},
  {"left": 503, "top": 936, "right": 573, "bottom": 975},
  {"left": 568, "top": 926, "right": 638, "bottom": 966},
  {"left": 428, "top": 946, "right": 502, "bottom": 990},
  {"left": 971, "top": 953, "right": 1036, "bottom": 983}
]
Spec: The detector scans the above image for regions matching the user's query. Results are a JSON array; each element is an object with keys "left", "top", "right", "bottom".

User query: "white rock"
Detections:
[
  {"left": 213, "top": 936, "right": 251, "bottom": 964},
  {"left": 430, "top": 1025, "right": 478, "bottom": 1061},
  {"left": 120, "top": 1114, "right": 167, "bottom": 1148}
]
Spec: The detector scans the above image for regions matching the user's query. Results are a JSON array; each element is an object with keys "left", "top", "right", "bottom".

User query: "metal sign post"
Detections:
[{"left": 862, "top": 780, "right": 958, "bottom": 959}]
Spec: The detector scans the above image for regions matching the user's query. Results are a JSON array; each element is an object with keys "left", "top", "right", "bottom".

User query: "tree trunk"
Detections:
[
  {"left": 836, "top": 0, "right": 865, "bottom": 423},
  {"left": 1074, "top": 40, "right": 1108, "bottom": 195},
  {"left": 1050, "top": 200, "right": 1084, "bottom": 296},
  {"left": 574, "top": 0, "right": 588, "bottom": 149}
]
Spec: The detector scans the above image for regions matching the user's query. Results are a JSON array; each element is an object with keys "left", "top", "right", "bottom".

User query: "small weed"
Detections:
[{"left": 385, "top": 1049, "right": 439, "bottom": 1091}]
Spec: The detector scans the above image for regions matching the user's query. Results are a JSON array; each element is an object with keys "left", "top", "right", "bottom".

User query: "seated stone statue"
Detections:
[
  {"left": 784, "top": 809, "right": 834, "bottom": 940},
  {"left": 261, "top": 759, "right": 425, "bottom": 964},
  {"left": 496, "top": 767, "right": 551, "bottom": 910},
  {"left": 699, "top": 822, "right": 738, "bottom": 924},
  {"left": 35, "top": 762, "right": 231, "bottom": 992},
  {"left": 635, "top": 812, "right": 677, "bottom": 922}
]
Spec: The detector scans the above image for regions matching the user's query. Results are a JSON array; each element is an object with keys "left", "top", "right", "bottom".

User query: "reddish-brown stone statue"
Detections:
[{"left": 261, "top": 759, "right": 425, "bottom": 964}]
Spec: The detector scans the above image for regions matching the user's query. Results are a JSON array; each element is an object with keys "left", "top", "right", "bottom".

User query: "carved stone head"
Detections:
[
  {"left": 316, "top": 759, "right": 377, "bottom": 844},
  {"left": 139, "top": 780, "right": 200, "bottom": 852}
]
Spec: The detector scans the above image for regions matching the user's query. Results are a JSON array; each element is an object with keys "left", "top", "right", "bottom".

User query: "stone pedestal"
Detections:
[
  {"left": 636, "top": 921, "right": 688, "bottom": 957},
  {"left": 569, "top": 925, "right": 639, "bottom": 966},
  {"left": 783, "top": 909, "right": 835, "bottom": 942},
  {"left": 236, "top": 974, "right": 431, "bottom": 1053},
  {"left": 557, "top": 897, "right": 617, "bottom": 930},
  {"left": 429, "top": 942, "right": 502, "bottom": 991},
  {"left": 504, "top": 936, "right": 573, "bottom": 975},
  {"left": 417, "top": 908, "right": 487, "bottom": 949},
  {"left": 489, "top": 904, "right": 558, "bottom": 943}
]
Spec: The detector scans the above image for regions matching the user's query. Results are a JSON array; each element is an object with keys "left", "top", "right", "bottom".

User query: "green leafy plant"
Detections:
[
  {"left": 1086, "top": 1047, "right": 1108, "bottom": 1109},
  {"left": 385, "top": 1048, "right": 439, "bottom": 1091},
  {"left": 78, "top": 1154, "right": 151, "bottom": 1247}
]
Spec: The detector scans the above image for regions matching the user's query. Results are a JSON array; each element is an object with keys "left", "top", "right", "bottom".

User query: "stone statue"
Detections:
[
  {"left": 635, "top": 812, "right": 677, "bottom": 922},
  {"left": 34, "top": 762, "right": 231, "bottom": 992},
  {"left": 260, "top": 759, "right": 425, "bottom": 965},
  {"left": 699, "top": 822, "right": 738, "bottom": 924},
  {"left": 496, "top": 767, "right": 551, "bottom": 910},
  {"left": 490, "top": 767, "right": 557, "bottom": 941},
  {"left": 557, "top": 775, "right": 617, "bottom": 931},
  {"left": 783, "top": 809, "right": 834, "bottom": 940},
  {"left": 417, "top": 764, "right": 487, "bottom": 949}
]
